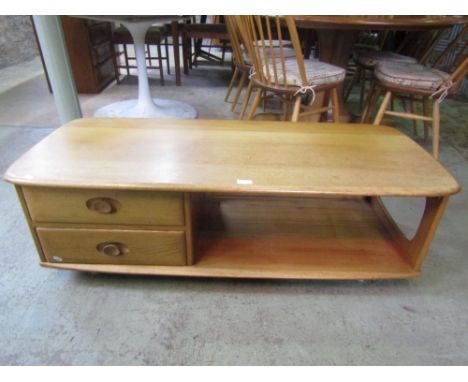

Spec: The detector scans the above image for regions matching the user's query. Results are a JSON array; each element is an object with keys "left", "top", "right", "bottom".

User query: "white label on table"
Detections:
[
  {"left": 52, "top": 256, "right": 63, "bottom": 262},
  {"left": 237, "top": 179, "right": 253, "bottom": 185}
]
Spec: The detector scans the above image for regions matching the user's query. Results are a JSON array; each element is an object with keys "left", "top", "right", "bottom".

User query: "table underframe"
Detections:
[{"left": 40, "top": 193, "right": 449, "bottom": 280}]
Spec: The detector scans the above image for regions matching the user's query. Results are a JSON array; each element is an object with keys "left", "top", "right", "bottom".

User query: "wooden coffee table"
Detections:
[{"left": 4, "top": 119, "right": 460, "bottom": 280}]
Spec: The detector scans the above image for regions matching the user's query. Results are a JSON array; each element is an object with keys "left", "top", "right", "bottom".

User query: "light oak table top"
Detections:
[{"left": 4, "top": 118, "right": 460, "bottom": 197}]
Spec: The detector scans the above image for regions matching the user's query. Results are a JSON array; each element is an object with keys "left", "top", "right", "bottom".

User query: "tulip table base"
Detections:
[
  {"left": 93, "top": 98, "right": 198, "bottom": 119},
  {"left": 85, "top": 16, "right": 197, "bottom": 119}
]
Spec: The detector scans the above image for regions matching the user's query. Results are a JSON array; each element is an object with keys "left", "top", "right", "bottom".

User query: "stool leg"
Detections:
[
  {"left": 432, "top": 100, "right": 440, "bottom": 159},
  {"left": 373, "top": 91, "right": 392, "bottom": 125}
]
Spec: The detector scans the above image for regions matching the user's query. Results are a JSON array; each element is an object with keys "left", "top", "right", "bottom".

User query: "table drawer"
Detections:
[
  {"left": 23, "top": 187, "right": 184, "bottom": 226},
  {"left": 37, "top": 227, "right": 186, "bottom": 266}
]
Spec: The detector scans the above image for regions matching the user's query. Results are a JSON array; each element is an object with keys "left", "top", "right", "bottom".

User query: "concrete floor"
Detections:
[{"left": 1, "top": 58, "right": 468, "bottom": 365}]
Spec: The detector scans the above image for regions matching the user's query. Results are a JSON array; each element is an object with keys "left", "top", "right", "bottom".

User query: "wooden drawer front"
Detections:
[
  {"left": 23, "top": 187, "right": 184, "bottom": 226},
  {"left": 38, "top": 228, "right": 186, "bottom": 265}
]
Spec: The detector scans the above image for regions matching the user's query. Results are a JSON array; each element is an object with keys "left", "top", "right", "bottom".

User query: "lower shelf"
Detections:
[{"left": 42, "top": 196, "right": 419, "bottom": 280}]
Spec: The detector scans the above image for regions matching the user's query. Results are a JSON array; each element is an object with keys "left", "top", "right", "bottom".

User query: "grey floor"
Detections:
[{"left": 1, "top": 58, "right": 468, "bottom": 365}]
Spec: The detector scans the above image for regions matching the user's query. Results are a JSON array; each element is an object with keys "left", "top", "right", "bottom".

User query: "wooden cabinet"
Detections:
[
  {"left": 4, "top": 118, "right": 460, "bottom": 280},
  {"left": 60, "top": 16, "right": 117, "bottom": 93}
]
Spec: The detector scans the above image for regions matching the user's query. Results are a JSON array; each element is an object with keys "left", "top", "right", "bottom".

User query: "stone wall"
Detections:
[{"left": 0, "top": 16, "right": 38, "bottom": 69}]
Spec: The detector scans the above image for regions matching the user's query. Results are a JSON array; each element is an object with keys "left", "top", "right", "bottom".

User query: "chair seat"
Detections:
[
  {"left": 262, "top": 59, "right": 346, "bottom": 87},
  {"left": 375, "top": 61, "right": 450, "bottom": 92},
  {"left": 354, "top": 48, "right": 418, "bottom": 68},
  {"left": 242, "top": 42, "right": 296, "bottom": 65}
]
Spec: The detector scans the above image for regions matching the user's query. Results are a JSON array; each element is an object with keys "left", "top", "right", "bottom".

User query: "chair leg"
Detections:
[
  {"left": 157, "top": 42, "right": 165, "bottom": 86},
  {"left": 283, "top": 96, "right": 290, "bottom": 121},
  {"left": 373, "top": 91, "right": 392, "bottom": 126},
  {"left": 432, "top": 100, "right": 440, "bottom": 159},
  {"left": 291, "top": 96, "right": 302, "bottom": 122},
  {"left": 221, "top": 41, "right": 227, "bottom": 64},
  {"left": 111, "top": 43, "right": 120, "bottom": 84},
  {"left": 124, "top": 44, "right": 130, "bottom": 76},
  {"left": 224, "top": 66, "right": 239, "bottom": 102},
  {"left": 331, "top": 87, "right": 340, "bottom": 123},
  {"left": 147, "top": 44, "right": 152, "bottom": 67},
  {"left": 344, "top": 65, "right": 361, "bottom": 102},
  {"left": 247, "top": 89, "right": 262, "bottom": 120},
  {"left": 360, "top": 80, "right": 375, "bottom": 123},
  {"left": 182, "top": 32, "right": 189, "bottom": 75},
  {"left": 359, "top": 68, "right": 367, "bottom": 111},
  {"left": 239, "top": 80, "right": 254, "bottom": 120},
  {"left": 422, "top": 97, "right": 430, "bottom": 143},
  {"left": 362, "top": 83, "right": 382, "bottom": 124},
  {"left": 231, "top": 71, "right": 247, "bottom": 112},
  {"left": 409, "top": 96, "right": 418, "bottom": 135},
  {"left": 165, "top": 37, "right": 171, "bottom": 75}
]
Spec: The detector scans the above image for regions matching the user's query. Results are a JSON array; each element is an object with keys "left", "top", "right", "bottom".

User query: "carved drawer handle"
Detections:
[
  {"left": 86, "top": 197, "right": 120, "bottom": 214},
  {"left": 96, "top": 242, "right": 128, "bottom": 257}
]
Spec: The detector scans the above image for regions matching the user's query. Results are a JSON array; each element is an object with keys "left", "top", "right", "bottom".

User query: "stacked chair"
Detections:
[
  {"left": 344, "top": 29, "right": 421, "bottom": 111},
  {"left": 369, "top": 24, "right": 468, "bottom": 159}
]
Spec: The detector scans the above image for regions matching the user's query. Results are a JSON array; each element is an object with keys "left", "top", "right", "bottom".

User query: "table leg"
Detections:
[
  {"left": 370, "top": 196, "right": 449, "bottom": 271},
  {"left": 94, "top": 21, "right": 197, "bottom": 119},
  {"left": 317, "top": 29, "right": 359, "bottom": 122}
]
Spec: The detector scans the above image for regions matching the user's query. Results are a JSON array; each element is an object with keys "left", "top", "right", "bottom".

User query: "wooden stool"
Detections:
[{"left": 112, "top": 25, "right": 170, "bottom": 85}]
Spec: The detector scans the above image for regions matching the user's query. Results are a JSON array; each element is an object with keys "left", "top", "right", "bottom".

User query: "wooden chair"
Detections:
[
  {"left": 225, "top": 16, "right": 298, "bottom": 118},
  {"left": 371, "top": 41, "right": 468, "bottom": 159},
  {"left": 224, "top": 16, "right": 252, "bottom": 117},
  {"left": 181, "top": 16, "right": 230, "bottom": 71},
  {"left": 345, "top": 34, "right": 420, "bottom": 108},
  {"left": 112, "top": 25, "right": 170, "bottom": 85},
  {"left": 235, "top": 15, "right": 345, "bottom": 122},
  {"left": 344, "top": 26, "right": 439, "bottom": 113}
]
